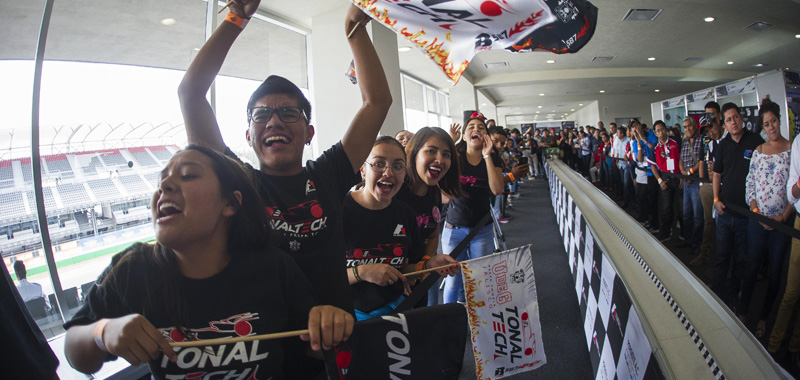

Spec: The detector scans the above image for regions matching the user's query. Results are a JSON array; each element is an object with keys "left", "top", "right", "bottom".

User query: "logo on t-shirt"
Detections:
[
  {"left": 432, "top": 206, "right": 441, "bottom": 223},
  {"left": 393, "top": 224, "right": 406, "bottom": 237},
  {"left": 744, "top": 150, "right": 754, "bottom": 160},
  {"left": 156, "top": 313, "right": 270, "bottom": 377},
  {"left": 305, "top": 179, "right": 316, "bottom": 196}
]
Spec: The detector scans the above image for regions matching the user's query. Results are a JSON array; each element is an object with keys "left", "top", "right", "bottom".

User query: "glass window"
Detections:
[
  {"left": 403, "top": 76, "right": 424, "bottom": 112},
  {"left": 426, "top": 87, "right": 437, "bottom": 113},
  {"left": 1, "top": 0, "right": 310, "bottom": 350}
]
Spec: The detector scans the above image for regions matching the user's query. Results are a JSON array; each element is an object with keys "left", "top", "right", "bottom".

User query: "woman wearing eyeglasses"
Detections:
[{"left": 343, "top": 136, "right": 458, "bottom": 320}]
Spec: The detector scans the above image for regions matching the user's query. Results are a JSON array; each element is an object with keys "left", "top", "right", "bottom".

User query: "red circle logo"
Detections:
[
  {"left": 234, "top": 321, "right": 252, "bottom": 336},
  {"left": 354, "top": 249, "right": 364, "bottom": 258},
  {"left": 311, "top": 204, "right": 323, "bottom": 218},
  {"left": 393, "top": 247, "right": 403, "bottom": 256},
  {"left": 170, "top": 329, "right": 185, "bottom": 342},
  {"left": 525, "top": 348, "right": 533, "bottom": 356},
  {"left": 336, "top": 351, "right": 352, "bottom": 367},
  {"left": 521, "top": 312, "right": 529, "bottom": 321},
  {"left": 480, "top": 1, "right": 503, "bottom": 16}
]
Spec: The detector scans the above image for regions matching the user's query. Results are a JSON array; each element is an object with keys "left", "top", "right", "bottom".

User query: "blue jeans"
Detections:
[
  {"left": 442, "top": 223, "right": 495, "bottom": 304},
  {"left": 740, "top": 218, "right": 790, "bottom": 320},
  {"left": 620, "top": 163, "right": 634, "bottom": 205},
  {"left": 682, "top": 182, "right": 703, "bottom": 248},
  {"left": 712, "top": 212, "right": 749, "bottom": 308}
]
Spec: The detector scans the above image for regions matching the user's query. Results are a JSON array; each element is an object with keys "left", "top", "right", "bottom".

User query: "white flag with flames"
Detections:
[{"left": 463, "top": 245, "right": 546, "bottom": 379}]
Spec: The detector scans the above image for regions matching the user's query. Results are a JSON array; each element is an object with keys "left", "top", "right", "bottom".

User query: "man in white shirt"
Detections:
[{"left": 13, "top": 261, "right": 48, "bottom": 309}]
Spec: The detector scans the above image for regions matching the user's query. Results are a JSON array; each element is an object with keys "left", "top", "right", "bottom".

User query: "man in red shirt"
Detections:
[{"left": 651, "top": 120, "right": 682, "bottom": 241}]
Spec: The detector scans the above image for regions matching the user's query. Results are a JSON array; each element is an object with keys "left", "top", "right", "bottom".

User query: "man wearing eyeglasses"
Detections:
[{"left": 178, "top": 0, "right": 390, "bottom": 331}]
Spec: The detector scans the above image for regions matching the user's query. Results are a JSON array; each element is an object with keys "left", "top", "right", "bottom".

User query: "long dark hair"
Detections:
[
  {"left": 405, "top": 127, "right": 466, "bottom": 198},
  {"left": 102, "top": 144, "right": 269, "bottom": 339}
]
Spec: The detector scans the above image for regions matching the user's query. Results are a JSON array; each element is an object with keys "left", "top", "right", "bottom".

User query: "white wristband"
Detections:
[
  {"left": 93, "top": 318, "right": 110, "bottom": 352},
  {"left": 483, "top": 154, "right": 490, "bottom": 159},
  {"left": 658, "top": 178, "right": 663, "bottom": 184}
]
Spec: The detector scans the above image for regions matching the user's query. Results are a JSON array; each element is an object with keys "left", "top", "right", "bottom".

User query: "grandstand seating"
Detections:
[
  {"left": 118, "top": 174, "right": 152, "bottom": 196},
  {"left": 99, "top": 152, "right": 127, "bottom": 167},
  {"left": 26, "top": 188, "right": 57, "bottom": 212},
  {"left": 56, "top": 183, "right": 91, "bottom": 208},
  {"left": 130, "top": 150, "right": 158, "bottom": 167},
  {"left": 21, "top": 164, "right": 33, "bottom": 183},
  {"left": 143, "top": 172, "right": 160, "bottom": 189},
  {"left": 81, "top": 156, "right": 103, "bottom": 175},
  {"left": 45, "top": 157, "right": 74, "bottom": 178},
  {"left": 87, "top": 179, "right": 120, "bottom": 201},
  {"left": 113, "top": 205, "right": 151, "bottom": 225},
  {"left": 150, "top": 147, "right": 173, "bottom": 162},
  {"left": 0, "top": 192, "right": 26, "bottom": 218},
  {"left": 0, "top": 165, "right": 13, "bottom": 189}
]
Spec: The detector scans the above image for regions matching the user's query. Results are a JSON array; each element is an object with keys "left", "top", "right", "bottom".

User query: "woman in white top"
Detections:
[{"left": 741, "top": 98, "right": 793, "bottom": 340}]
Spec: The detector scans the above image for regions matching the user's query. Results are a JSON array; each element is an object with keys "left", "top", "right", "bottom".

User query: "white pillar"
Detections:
[{"left": 310, "top": 7, "right": 404, "bottom": 150}]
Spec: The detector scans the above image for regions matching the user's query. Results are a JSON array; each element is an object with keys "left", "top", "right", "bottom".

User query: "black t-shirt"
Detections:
[
  {"left": 65, "top": 243, "right": 315, "bottom": 380},
  {"left": 447, "top": 152, "right": 503, "bottom": 227},
  {"left": 226, "top": 142, "right": 359, "bottom": 313},
  {"left": 700, "top": 134, "right": 716, "bottom": 180},
  {"left": 713, "top": 129, "right": 764, "bottom": 208},
  {"left": 343, "top": 194, "right": 423, "bottom": 313},
  {"left": 395, "top": 184, "right": 442, "bottom": 243}
]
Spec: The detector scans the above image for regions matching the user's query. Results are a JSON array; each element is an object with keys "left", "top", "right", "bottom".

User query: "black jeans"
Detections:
[{"left": 658, "top": 177, "right": 680, "bottom": 235}]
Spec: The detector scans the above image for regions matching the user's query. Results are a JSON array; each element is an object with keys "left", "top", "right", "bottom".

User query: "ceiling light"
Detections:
[
  {"left": 704, "top": 17, "right": 715, "bottom": 22},
  {"left": 537, "top": 105, "right": 542, "bottom": 108},
  {"left": 161, "top": 18, "right": 176, "bottom": 25},
  {"left": 796, "top": 34, "right": 800, "bottom": 39},
  {"left": 754, "top": 63, "right": 766, "bottom": 67},
  {"left": 727, "top": 61, "right": 734, "bottom": 65},
  {"left": 539, "top": 93, "right": 545, "bottom": 96},
  {"left": 536, "top": 111, "right": 540, "bottom": 114},
  {"left": 546, "top": 60, "right": 556, "bottom": 64},
  {"left": 481, "top": 103, "right": 487, "bottom": 106},
  {"left": 579, "top": 103, "right": 584, "bottom": 106},
  {"left": 648, "top": 57, "right": 656, "bottom": 61},
  {"left": 398, "top": 46, "right": 412, "bottom": 52},
  {"left": 484, "top": 62, "right": 509, "bottom": 69},
  {"left": 599, "top": 90, "right": 605, "bottom": 93},
  {"left": 570, "top": 109, "right": 575, "bottom": 111},
  {"left": 654, "top": 89, "right": 660, "bottom": 92}
]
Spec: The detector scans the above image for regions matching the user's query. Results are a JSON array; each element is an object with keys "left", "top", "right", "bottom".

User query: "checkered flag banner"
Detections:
[
  {"left": 545, "top": 162, "right": 666, "bottom": 380},
  {"left": 350, "top": 0, "right": 597, "bottom": 83},
  {"left": 463, "top": 245, "right": 546, "bottom": 379}
]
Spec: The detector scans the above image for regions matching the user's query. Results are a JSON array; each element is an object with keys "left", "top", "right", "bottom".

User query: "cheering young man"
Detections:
[{"left": 178, "top": 0, "right": 391, "bottom": 315}]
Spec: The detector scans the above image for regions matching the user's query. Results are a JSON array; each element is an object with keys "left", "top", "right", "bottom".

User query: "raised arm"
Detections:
[
  {"left": 341, "top": 5, "right": 393, "bottom": 172},
  {"left": 178, "top": 0, "right": 261, "bottom": 152}
]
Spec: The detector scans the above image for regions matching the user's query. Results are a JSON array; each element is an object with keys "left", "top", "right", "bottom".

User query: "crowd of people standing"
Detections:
[{"left": 558, "top": 99, "right": 800, "bottom": 372}]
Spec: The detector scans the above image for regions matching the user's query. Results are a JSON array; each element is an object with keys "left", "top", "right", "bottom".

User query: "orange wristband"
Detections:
[
  {"left": 507, "top": 172, "right": 516, "bottom": 182},
  {"left": 752, "top": 207, "right": 759, "bottom": 213},
  {"left": 416, "top": 256, "right": 432, "bottom": 272},
  {"left": 93, "top": 318, "right": 110, "bottom": 352},
  {"left": 225, "top": 12, "right": 250, "bottom": 28},
  {"left": 713, "top": 197, "right": 719, "bottom": 203}
]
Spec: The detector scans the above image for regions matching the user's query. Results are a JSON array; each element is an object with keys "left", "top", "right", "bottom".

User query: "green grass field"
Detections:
[{"left": 10, "top": 237, "right": 156, "bottom": 281}]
